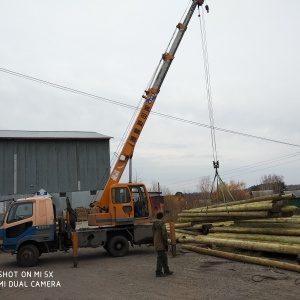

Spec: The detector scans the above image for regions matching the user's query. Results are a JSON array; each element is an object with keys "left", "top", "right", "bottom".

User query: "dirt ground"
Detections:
[{"left": 0, "top": 244, "right": 300, "bottom": 300}]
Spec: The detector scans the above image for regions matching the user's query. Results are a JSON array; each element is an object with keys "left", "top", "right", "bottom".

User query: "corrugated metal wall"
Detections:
[{"left": 0, "top": 139, "right": 110, "bottom": 195}]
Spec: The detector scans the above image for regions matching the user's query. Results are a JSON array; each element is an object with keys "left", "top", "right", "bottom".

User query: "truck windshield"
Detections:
[{"left": 7, "top": 202, "right": 33, "bottom": 223}]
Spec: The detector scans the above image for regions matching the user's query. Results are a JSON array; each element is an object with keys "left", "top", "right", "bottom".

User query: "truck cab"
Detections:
[
  {"left": 0, "top": 197, "right": 70, "bottom": 267},
  {"left": 0, "top": 197, "right": 55, "bottom": 251}
]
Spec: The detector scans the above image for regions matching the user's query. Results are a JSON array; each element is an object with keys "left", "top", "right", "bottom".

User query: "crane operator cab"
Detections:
[
  {"left": 88, "top": 183, "right": 153, "bottom": 226},
  {"left": 131, "top": 186, "right": 149, "bottom": 219}
]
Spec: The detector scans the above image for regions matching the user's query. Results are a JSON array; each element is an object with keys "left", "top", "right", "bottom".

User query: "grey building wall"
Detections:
[{"left": 0, "top": 132, "right": 111, "bottom": 196}]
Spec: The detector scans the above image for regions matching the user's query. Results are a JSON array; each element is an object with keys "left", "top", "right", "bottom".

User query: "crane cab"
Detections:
[{"left": 88, "top": 183, "right": 153, "bottom": 226}]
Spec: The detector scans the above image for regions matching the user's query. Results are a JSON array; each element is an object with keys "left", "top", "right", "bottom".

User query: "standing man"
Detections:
[{"left": 152, "top": 212, "right": 174, "bottom": 277}]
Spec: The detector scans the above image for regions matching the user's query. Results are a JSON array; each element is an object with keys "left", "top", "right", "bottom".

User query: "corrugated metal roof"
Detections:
[
  {"left": 0, "top": 130, "right": 111, "bottom": 140},
  {"left": 250, "top": 190, "right": 274, "bottom": 197},
  {"left": 285, "top": 190, "right": 300, "bottom": 197}
]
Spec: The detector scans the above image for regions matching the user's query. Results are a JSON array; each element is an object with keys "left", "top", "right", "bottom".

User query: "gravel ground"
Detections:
[{"left": 0, "top": 245, "right": 300, "bottom": 300}]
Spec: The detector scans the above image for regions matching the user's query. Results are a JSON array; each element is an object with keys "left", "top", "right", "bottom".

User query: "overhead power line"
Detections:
[
  {"left": 221, "top": 152, "right": 300, "bottom": 176},
  {"left": 1, "top": 67, "right": 299, "bottom": 148},
  {"left": 166, "top": 151, "right": 300, "bottom": 191}
]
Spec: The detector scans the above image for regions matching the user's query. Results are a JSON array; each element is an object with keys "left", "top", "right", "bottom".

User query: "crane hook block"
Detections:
[
  {"left": 213, "top": 161, "right": 219, "bottom": 169},
  {"left": 196, "top": 0, "right": 205, "bottom": 6},
  {"left": 205, "top": 5, "right": 209, "bottom": 13}
]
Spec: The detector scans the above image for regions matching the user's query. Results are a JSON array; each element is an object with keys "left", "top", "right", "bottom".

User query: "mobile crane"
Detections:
[
  {"left": 0, "top": 0, "right": 205, "bottom": 267},
  {"left": 88, "top": 0, "right": 205, "bottom": 226}
]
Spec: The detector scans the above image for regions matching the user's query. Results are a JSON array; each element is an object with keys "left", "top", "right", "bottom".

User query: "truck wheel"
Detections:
[
  {"left": 108, "top": 236, "right": 129, "bottom": 257},
  {"left": 17, "top": 244, "right": 39, "bottom": 267}
]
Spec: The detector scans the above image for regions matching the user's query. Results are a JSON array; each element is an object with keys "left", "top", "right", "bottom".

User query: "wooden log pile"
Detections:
[
  {"left": 177, "top": 194, "right": 296, "bottom": 223},
  {"left": 75, "top": 206, "right": 100, "bottom": 221},
  {"left": 168, "top": 193, "right": 300, "bottom": 272}
]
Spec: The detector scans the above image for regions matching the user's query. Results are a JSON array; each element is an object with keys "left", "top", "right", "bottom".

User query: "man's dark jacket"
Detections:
[{"left": 152, "top": 220, "right": 167, "bottom": 251}]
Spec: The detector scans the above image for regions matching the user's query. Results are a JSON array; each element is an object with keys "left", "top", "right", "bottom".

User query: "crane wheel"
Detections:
[{"left": 108, "top": 235, "right": 129, "bottom": 257}]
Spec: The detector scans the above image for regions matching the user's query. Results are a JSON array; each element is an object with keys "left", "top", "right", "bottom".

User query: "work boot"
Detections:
[
  {"left": 165, "top": 271, "right": 174, "bottom": 276},
  {"left": 156, "top": 272, "right": 167, "bottom": 277}
]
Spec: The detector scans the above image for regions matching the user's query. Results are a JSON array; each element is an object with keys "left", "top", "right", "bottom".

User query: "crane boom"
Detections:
[{"left": 93, "top": 0, "right": 204, "bottom": 210}]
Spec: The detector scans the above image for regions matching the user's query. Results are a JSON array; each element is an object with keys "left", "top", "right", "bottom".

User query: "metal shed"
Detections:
[{"left": 0, "top": 130, "right": 111, "bottom": 197}]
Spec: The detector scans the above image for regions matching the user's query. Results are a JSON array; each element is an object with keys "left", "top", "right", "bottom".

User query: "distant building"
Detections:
[
  {"left": 285, "top": 190, "right": 300, "bottom": 198},
  {"left": 249, "top": 189, "right": 300, "bottom": 211},
  {"left": 250, "top": 190, "right": 274, "bottom": 198},
  {"left": 0, "top": 130, "right": 111, "bottom": 214},
  {"left": 284, "top": 190, "right": 300, "bottom": 209}
]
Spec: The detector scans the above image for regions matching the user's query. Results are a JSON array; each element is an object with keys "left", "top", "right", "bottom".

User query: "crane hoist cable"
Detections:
[
  {"left": 198, "top": 4, "right": 217, "bottom": 164},
  {"left": 198, "top": 4, "right": 234, "bottom": 205}
]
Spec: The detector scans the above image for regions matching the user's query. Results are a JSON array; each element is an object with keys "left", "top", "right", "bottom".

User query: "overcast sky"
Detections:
[{"left": 1, "top": 0, "right": 299, "bottom": 194}]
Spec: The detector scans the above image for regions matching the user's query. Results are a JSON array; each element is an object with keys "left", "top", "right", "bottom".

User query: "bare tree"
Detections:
[
  {"left": 197, "top": 176, "right": 211, "bottom": 197},
  {"left": 226, "top": 180, "right": 249, "bottom": 200},
  {"left": 163, "top": 193, "right": 185, "bottom": 222},
  {"left": 133, "top": 170, "right": 143, "bottom": 183},
  {"left": 259, "top": 174, "right": 286, "bottom": 193},
  {"left": 147, "top": 180, "right": 171, "bottom": 195},
  {"left": 197, "top": 176, "right": 212, "bottom": 206}
]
